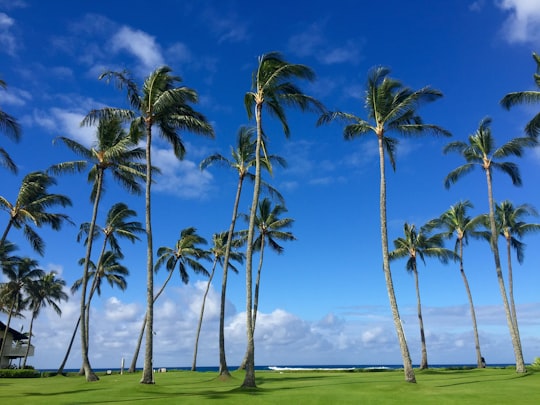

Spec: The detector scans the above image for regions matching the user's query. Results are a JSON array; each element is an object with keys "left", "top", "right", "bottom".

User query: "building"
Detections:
[{"left": 0, "top": 321, "right": 34, "bottom": 369}]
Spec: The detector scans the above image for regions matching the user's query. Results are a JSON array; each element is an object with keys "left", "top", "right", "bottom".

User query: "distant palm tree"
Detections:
[
  {"left": 242, "top": 52, "right": 323, "bottom": 388},
  {"left": 191, "top": 232, "right": 243, "bottom": 371},
  {"left": 86, "top": 66, "right": 214, "bottom": 384},
  {"left": 0, "top": 257, "right": 44, "bottom": 363},
  {"left": 22, "top": 271, "right": 68, "bottom": 368},
  {"left": 444, "top": 117, "right": 536, "bottom": 373},
  {"left": 390, "top": 223, "right": 455, "bottom": 370},
  {"left": 318, "top": 67, "right": 450, "bottom": 383},
  {"left": 427, "top": 201, "right": 488, "bottom": 368},
  {"left": 500, "top": 52, "right": 540, "bottom": 138},
  {"left": 128, "top": 227, "right": 210, "bottom": 373},
  {"left": 494, "top": 201, "right": 540, "bottom": 334},
  {"left": 0, "top": 78, "right": 21, "bottom": 173},
  {"left": 50, "top": 117, "right": 145, "bottom": 382},
  {"left": 0, "top": 171, "right": 72, "bottom": 256},
  {"left": 200, "top": 125, "right": 284, "bottom": 377}
]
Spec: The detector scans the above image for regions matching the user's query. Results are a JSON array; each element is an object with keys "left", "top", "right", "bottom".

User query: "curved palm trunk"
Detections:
[
  {"left": 129, "top": 264, "right": 176, "bottom": 373},
  {"left": 141, "top": 124, "right": 155, "bottom": 384},
  {"left": 377, "top": 135, "right": 415, "bottom": 383},
  {"left": 0, "top": 298, "right": 16, "bottom": 362},
  {"left": 0, "top": 220, "right": 14, "bottom": 249},
  {"left": 79, "top": 170, "right": 103, "bottom": 382},
  {"left": 458, "top": 240, "right": 483, "bottom": 368},
  {"left": 412, "top": 263, "right": 428, "bottom": 369},
  {"left": 505, "top": 237, "right": 521, "bottom": 342},
  {"left": 241, "top": 104, "right": 263, "bottom": 389},
  {"left": 192, "top": 259, "right": 217, "bottom": 371},
  {"left": 485, "top": 169, "right": 525, "bottom": 372},
  {"left": 22, "top": 313, "right": 36, "bottom": 368},
  {"left": 218, "top": 174, "right": 245, "bottom": 377},
  {"left": 56, "top": 315, "right": 81, "bottom": 374}
]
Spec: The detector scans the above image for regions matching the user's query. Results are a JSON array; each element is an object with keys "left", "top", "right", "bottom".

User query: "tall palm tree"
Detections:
[
  {"left": 22, "top": 271, "right": 68, "bottom": 368},
  {"left": 318, "top": 67, "right": 450, "bottom": 382},
  {"left": 444, "top": 117, "right": 536, "bottom": 373},
  {"left": 242, "top": 51, "right": 323, "bottom": 388},
  {"left": 0, "top": 78, "right": 21, "bottom": 173},
  {"left": 390, "top": 223, "right": 455, "bottom": 370},
  {"left": 0, "top": 171, "right": 72, "bottom": 256},
  {"left": 191, "top": 231, "right": 243, "bottom": 371},
  {"left": 50, "top": 117, "right": 146, "bottom": 382},
  {"left": 500, "top": 52, "right": 540, "bottom": 138},
  {"left": 199, "top": 125, "right": 284, "bottom": 377},
  {"left": 56, "top": 203, "right": 143, "bottom": 375},
  {"left": 494, "top": 201, "right": 540, "bottom": 335},
  {"left": 129, "top": 227, "right": 210, "bottom": 373},
  {"left": 427, "top": 200, "right": 488, "bottom": 368},
  {"left": 0, "top": 257, "right": 44, "bottom": 362},
  {"left": 85, "top": 66, "right": 214, "bottom": 384}
]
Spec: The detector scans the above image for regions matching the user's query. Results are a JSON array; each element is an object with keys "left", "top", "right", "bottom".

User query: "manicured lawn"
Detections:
[{"left": 1, "top": 368, "right": 538, "bottom": 404}]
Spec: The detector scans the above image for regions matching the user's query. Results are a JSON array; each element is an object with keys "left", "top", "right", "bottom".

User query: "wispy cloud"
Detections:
[
  {"left": 202, "top": 7, "right": 250, "bottom": 44},
  {"left": 110, "top": 26, "right": 165, "bottom": 73},
  {"left": 0, "top": 12, "right": 18, "bottom": 55},
  {"left": 497, "top": 0, "right": 540, "bottom": 44}
]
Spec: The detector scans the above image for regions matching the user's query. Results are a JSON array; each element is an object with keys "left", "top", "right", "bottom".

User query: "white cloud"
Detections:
[
  {"left": 202, "top": 8, "right": 250, "bottom": 44},
  {"left": 33, "top": 108, "right": 94, "bottom": 147},
  {"left": 0, "top": 12, "right": 17, "bottom": 55},
  {"left": 0, "top": 86, "right": 32, "bottom": 106},
  {"left": 110, "top": 26, "right": 164, "bottom": 72},
  {"left": 497, "top": 0, "right": 540, "bottom": 44}
]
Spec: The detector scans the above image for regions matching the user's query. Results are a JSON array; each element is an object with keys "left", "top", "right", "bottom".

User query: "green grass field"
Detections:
[{"left": 1, "top": 368, "right": 538, "bottom": 404}]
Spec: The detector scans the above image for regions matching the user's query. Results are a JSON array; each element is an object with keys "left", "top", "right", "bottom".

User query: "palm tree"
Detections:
[
  {"left": 494, "top": 201, "right": 540, "bottom": 335},
  {"left": 0, "top": 171, "right": 72, "bottom": 256},
  {"left": 199, "top": 125, "right": 284, "bottom": 377},
  {"left": 128, "top": 227, "right": 210, "bottom": 373},
  {"left": 0, "top": 257, "right": 44, "bottom": 363},
  {"left": 56, "top": 202, "right": 143, "bottom": 375},
  {"left": 390, "top": 223, "right": 455, "bottom": 370},
  {"left": 427, "top": 200, "right": 488, "bottom": 368},
  {"left": 237, "top": 197, "right": 296, "bottom": 370},
  {"left": 500, "top": 52, "right": 540, "bottom": 138},
  {"left": 22, "top": 271, "right": 68, "bottom": 368},
  {"left": 191, "top": 231, "right": 243, "bottom": 371},
  {"left": 318, "top": 67, "right": 450, "bottom": 382},
  {"left": 50, "top": 117, "right": 146, "bottom": 382},
  {"left": 0, "top": 78, "right": 21, "bottom": 173},
  {"left": 444, "top": 117, "right": 536, "bottom": 373},
  {"left": 85, "top": 66, "right": 214, "bottom": 384},
  {"left": 242, "top": 51, "right": 323, "bottom": 388}
]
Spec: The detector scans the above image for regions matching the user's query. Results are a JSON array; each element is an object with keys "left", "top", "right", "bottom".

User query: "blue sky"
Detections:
[{"left": 1, "top": 0, "right": 540, "bottom": 370}]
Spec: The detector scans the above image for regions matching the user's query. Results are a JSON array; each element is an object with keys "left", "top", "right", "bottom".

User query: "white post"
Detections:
[{"left": 121, "top": 357, "right": 125, "bottom": 375}]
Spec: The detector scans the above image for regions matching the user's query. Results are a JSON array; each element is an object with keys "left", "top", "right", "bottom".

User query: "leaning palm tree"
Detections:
[
  {"left": 0, "top": 78, "right": 21, "bottom": 173},
  {"left": 22, "top": 271, "right": 68, "bottom": 368},
  {"left": 390, "top": 223, "right": 455, "bottom": 370},
  {"left": 444, "top": 117, "right": 536, "bottom": 373},
  {"left": 0, "top": 171, "right": 72, "bottom": 256},
  {"left": 427, "top": 200, "right": 488, "bottom": 368},
  {"left": 50, "top": 117, "right": 146, "bottom": 382},
  {"left": 494, "top": 201, "right": 540, "bottom": 335},
  {"left": 85, "top": 66, "right": 214, "bottom": 384},
  {"left": 199, "top": 125, "right": 284, "bottom": 377},
  {"left": 0, "top": 257, "right": 44, "bottom": 362},
  {"left": 242, "top": 51, "right": 323, "bottom": 388},
  {"left": 191, "top": 231, "right": 243, "bottom": 371},
  {"left": 500, "top": 52, "right": 540, "bottom": 138},
  {"left": 56, "top": 202, "right": 143, "bottom": 375},
  {"left": 318, "top": 67, "right": 450, "bottom": 382},
  {"left": 128, "top": 227, "right": 210, "bottom": 373}
]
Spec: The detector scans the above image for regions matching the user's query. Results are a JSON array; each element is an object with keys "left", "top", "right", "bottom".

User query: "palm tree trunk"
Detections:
[
  {"left": 79, "top": 170, "right": 103, "bottom": 382},
  {"left": 0, "top": 299, "right": 16, "bottom": 362},
  {"left": 485, "top": 169, "right": 525, "bottom": 372},
  {"left": 141, "top": 124, "right": 154, "bottom": 384},
  {"left": 412, "top": 264, "right": 428, "bottom": 369},
  {"left": 0, "top": 219, "right": 14, "bottom": 249},
  {"left": 505, "top": 238, "right": 522, "bottom": 346},
  {"left": 218, "top": 175, "right": 245, "bottom": 377},
  {"left": 252, "top": 241, "right": 265, "bottom": 333},
  {"left": 129, "top": 264, "right": 176, "bottom": 373},
  {"left": 459, "top": 240, "right": 483, "bottom": 368},
  {"left": 22, "top": 314, "right": 36, "bottom": 368},
  {"left": 192, "top": 259, "right": 217, "bottom": 371},
  {"left": 241, "top": 103, "right": 263, "bottom": 389},
  {"left": 377, "top": 134, "right": 415, "bottom": 383},
  {"left": 57, "top": 315, "right": 81, "bottom": 374}
]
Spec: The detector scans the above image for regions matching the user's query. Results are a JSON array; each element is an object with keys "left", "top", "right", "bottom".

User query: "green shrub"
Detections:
[
  {"left": 531, "top": 357, "right": 540, "bottom": 370},
  {"left": 0, "top": 368, "right": 41, "bottom": 378}
]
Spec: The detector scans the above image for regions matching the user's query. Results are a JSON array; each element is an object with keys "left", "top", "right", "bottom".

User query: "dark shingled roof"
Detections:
[{"left": 0, "top": 321, "right": 27, "bottom": 341}]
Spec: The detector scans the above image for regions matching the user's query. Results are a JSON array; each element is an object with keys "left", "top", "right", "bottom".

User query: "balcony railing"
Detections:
[{"left": 4, "top": 344, "right": 34, "bottom": 357}]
